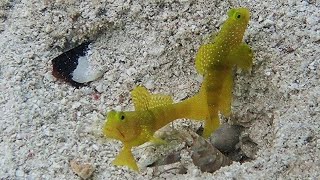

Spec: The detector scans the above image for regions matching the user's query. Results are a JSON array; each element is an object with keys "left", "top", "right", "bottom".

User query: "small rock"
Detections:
[
  {"left": 263, "top": 19, "right": 274, "bottom": 28},
  {"left": 210, "top": 124, "right": 244, "bottom": 153},
  {"left": 16, "top": 169, "right": 25, "bottom": 177},
  {"left": 92, "top": 144, "right": 99, "bottom": 151},
  {"left": 308, "top": 61, "right": 315, "bottom": 70},
  {"left": 126, "top": 67, "right": 137, "bottom": 76},
  {"left": 72, "top": 102, "right": 81, "bottom": 109},
  {"left": 70, "top": 159, "right": 95, "bottom": 180},
  {"left": 145, "top": 80, "right": 154, "bottom": 89}
]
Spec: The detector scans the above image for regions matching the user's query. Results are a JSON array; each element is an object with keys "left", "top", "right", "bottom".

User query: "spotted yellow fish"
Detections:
[
  {"left": 195, "top": 7, "right": 253, "bottom": 137},
  {"left": 103, "top": 86, "right": 208, "bottom": 171}
]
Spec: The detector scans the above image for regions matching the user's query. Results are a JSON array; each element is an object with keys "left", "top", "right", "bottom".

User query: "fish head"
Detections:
[
  {"left": 227, "top": 7, "right": 250, "bottom": 27},
  {"left": 103, "top": 110, "right": 141, "bottom": 142}
]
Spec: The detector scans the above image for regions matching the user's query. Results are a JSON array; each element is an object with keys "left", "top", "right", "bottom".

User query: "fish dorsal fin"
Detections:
[
  {"left": 131, "top": 86, "right": 150, "bottom": 111},
  {"left": 131, "top": 86, "right": 173, "bottom": 111},
  {"left": 148, "top": 94, "right": 173, "bottom": 109}
]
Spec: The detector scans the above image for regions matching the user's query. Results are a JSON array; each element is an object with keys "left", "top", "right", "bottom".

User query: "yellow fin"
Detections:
[
  {"left": 227, "top": 43, "right": 253, "bottom": 71},
  {"left": 131, "top": 86, "right": 150, "bottom": 110},
  {"left": 150, "top": 136, "right": 167, "bottom": 145},
  {"left": 198, "top": 73, "right": 222, "bottom": 138},
  {"left": 141, "top": 125, "right": 167, "bottom": 145},
  {"left": 195, "top": 43, "right": 217, "bottom": 75},
  {"left": 112, "top": 147, "right": 139, "bottom": 171},
  {"left": 203, "top": 115, "right": 220, "bottom": 138},
  {"left": 131, "top": 86, "right": 173, "bottom": 111},
  {"left": 219, "top": 70, "right": 233, "bottom": 117}
]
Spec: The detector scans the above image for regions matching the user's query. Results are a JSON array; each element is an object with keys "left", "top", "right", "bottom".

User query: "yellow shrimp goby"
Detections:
[
  {"left": 103, "top": 7, "right": 253, "bottom": 171},
  {"left": 195, "top": 7, "right": 253, "bottom": 137},
  {"left": 103, "top": 86, "right": 208, "bottom": 171}
]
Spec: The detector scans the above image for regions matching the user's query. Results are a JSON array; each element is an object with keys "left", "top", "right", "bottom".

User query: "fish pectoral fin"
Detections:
[
  {"left": 150, "top": 136, "right": 167, "bottom": 145},
  {"left": 195, "top": 43, "right": 216, "bottom": 75},
  {"left": 142, "top": 126, "right": 167, "bottom": 145},
  {"left": 227, "top": 43, "right": 253, "bottom": 72},
  {"left": 131, "top": 86, "right": 173, "bottom": 111},
  {"left": 112, "top": 147, "right": 139, "bottom": 171}
]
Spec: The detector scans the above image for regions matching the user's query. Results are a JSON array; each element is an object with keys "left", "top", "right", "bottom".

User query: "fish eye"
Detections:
[
  {"left": 234, "top": 12, "right": 241, "bottom": 20},
  {"left": 116, "top": 112, "right": 125, "bottom": 121}
]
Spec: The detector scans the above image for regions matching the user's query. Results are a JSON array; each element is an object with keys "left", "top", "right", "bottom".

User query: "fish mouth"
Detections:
[
  {"left": 104, "top": 127, "right": 125, "bottom": 140},
  {"left": 116, "top": 127, "right": 125, "bottom": 139}
]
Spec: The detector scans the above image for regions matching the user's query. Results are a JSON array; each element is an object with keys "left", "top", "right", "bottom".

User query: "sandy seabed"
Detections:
[{"left": 0, "top": 0, "right": 319, "bottom": 179}]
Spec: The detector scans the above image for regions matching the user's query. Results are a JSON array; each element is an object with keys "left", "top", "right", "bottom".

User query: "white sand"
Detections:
[{"left": 0, "top": 0, "right": 319, "bottom": 179}]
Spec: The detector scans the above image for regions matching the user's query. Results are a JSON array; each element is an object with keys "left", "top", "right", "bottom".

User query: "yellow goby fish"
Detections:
[
  {"left": 103, "top": 7, "right": 253, "bottom": 171},
  {"left": 103, "top": 86, "right": 208, "bottom": 171},
  {"left": 195, "top": 7, "right": 253, "bottom": 137}
]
